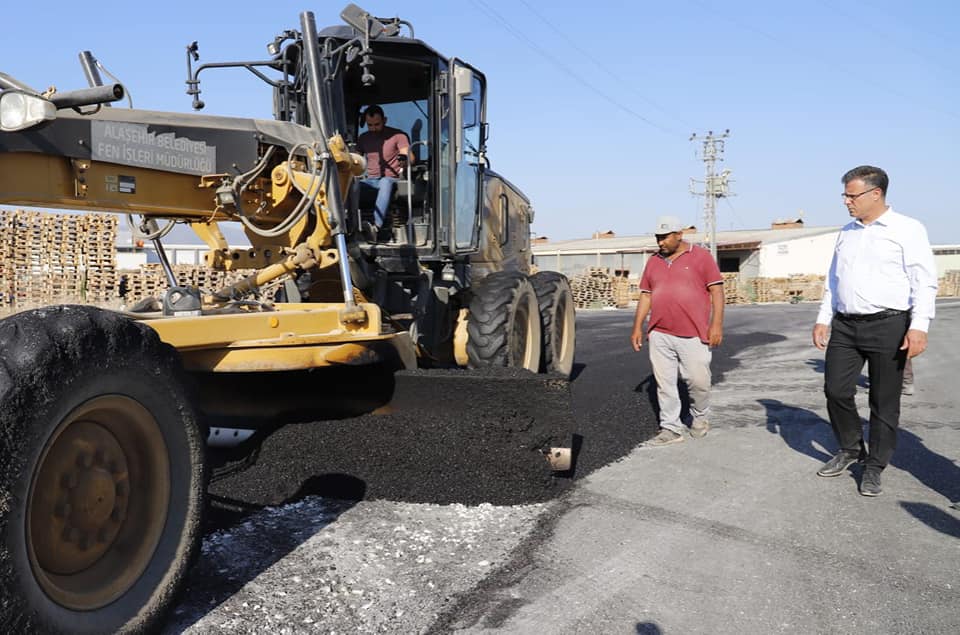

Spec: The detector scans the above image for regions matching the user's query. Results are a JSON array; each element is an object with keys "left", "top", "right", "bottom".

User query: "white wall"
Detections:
[
  {"left": 934, "top": 251, "right": 960, "bottom": 277},
  {"left": 758, "top": 232, "right": 838, "bottom": 277},
  {"left": 116, "top": 250, "right": 147, "bottom": 271}
]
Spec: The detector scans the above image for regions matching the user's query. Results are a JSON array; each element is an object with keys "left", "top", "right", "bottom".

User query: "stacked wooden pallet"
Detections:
[
  {"left": 612, "top": 276, "right": 632, "bottom": 308},
  {"left": 0, "top": 210, "right": 122, "bottom": 310},
  {"left": 570, "top": 267, "right": 617, "bottom": 309},
  {"left": 121, "top": 264, "right": 169, "bottom": 304},
  {"left": 0, "top": 212, "right": 14, "bottom": 308},
  {"left": 83, "top": 215, "right": 119, "bottom": 304},
  {"left": 0, "top": 209, "right": 274, "bottom": 314},
  {"left": 938, "top": 270, "right": 960, "bottom": 297},
  {"left": 752, "top": 275, "right": 825, "bottom": 303},
  {"left": 722, "top": 272, "right": 746, "bottom": 304},
  {"left": 118, "top": 265, "right": 258, "bottom": 305}
]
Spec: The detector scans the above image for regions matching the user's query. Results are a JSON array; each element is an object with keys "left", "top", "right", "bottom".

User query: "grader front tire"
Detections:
[
  {"left": 0, "top": 306, "right": 206, "bottom": 634},
  {"left": 530, "top": 271, "right": 576, "bottom": 377},
  {"left": 466, "top": 272, "right": 541, "bottom": 372}
]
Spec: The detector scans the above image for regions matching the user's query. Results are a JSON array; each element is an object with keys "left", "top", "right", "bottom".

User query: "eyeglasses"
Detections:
[{"left": 841, "top": 187, "right": 878, "bottom": 201}]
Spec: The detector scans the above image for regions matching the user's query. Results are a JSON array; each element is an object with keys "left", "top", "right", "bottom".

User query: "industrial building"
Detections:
[{"left": 532, "top": 222, "right": 960, "bottom": 281}]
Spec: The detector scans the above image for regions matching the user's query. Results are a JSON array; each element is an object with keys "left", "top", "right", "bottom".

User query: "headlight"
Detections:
[{"left": 0, "top": 90, "right": 56, "bottom": 132}]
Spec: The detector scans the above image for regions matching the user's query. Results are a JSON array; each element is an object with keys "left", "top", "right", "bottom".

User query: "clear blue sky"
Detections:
[{"left": 3, "top": 1, "right": 957, "bottom": 243}]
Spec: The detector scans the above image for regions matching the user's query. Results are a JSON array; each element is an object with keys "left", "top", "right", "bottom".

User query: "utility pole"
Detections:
[{"left": 689, "top": 130, "right": 734, "bottom": 261}]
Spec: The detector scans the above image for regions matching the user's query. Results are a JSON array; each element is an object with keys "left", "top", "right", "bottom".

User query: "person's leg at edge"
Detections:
[
  {"left": 648, "top": 331, "right": 684, "bottom": 437},
  {"left": 901, "top": 356, "right": 914, "bottom": 395},
  {"left": 678, "top": 337, "right": 712, "bottom": 436},
  {"left": 863, "top": 315, "right": 908, "bottom": 472},
  {"left": 824, "top": 317, "right": 868, "bottom": 457},
  {"left": 373, "top": 177, "right": 396, "bottom": 228}
]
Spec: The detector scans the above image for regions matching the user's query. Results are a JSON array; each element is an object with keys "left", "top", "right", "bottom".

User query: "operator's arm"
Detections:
[
  {"left": 707, "top": 282, "right": 724, "bottom": 348},
  {"left": 397, "top": 133, "right": 414, "bottom": 166},
  {"left": 631, "top": 292, "right": 652, "bottom": 352}
]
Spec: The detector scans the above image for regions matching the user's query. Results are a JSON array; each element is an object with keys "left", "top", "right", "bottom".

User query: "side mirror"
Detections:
[{"left": 453, "top": 66, "right": 474, "bottom": 163}]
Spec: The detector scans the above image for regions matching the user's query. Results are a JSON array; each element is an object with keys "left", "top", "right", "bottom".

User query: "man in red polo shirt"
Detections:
[{"left": 631, "top": 216, "right": 725, "bottom": 446}]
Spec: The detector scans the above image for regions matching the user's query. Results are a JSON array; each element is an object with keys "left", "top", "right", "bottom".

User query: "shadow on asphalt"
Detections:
[
  {"left": 893, "top": 428, "right": 960, "bottom": 506},
  {"left": 759, "top": 399, "right": 835, "bottom": 464},
  {"left": 899, "top": 502, "right": 960, "bottom": 538},
  {"left": 759, "top": 399, "right": 960, "bottom": 530},
  {"left": 712, "top": 331, "right": 786, "bottom": 384},
  {"left": 635, "top": 622, "right": 663, "bottom": 634},
  {"left": 570, "top": 362, "right": 587, "bottom": 382},
  {"left": 634, "top": 331, "right": 788, "bottom": 429}
]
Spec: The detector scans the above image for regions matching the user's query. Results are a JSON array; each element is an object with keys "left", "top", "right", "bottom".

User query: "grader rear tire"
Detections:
[
  {"left": 466, "top": 272, "right": 541, "bottom": 372},
  {"left": 530, "top": 272, "right": 576, "bottom": 377},
  {"left": 0, "top": 306, "right": 206, "bottom": 634}
]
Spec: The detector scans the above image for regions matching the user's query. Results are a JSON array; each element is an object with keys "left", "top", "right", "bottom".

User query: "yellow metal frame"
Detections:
[
  {"left": 144, "top": 302, "right": 415, "bottom": 372},
  {"left": 0, "top": 153, "right": 222, "bottom": 218},
  {"left": 0, "top": 136, "right": 403, "bottom": 373}
]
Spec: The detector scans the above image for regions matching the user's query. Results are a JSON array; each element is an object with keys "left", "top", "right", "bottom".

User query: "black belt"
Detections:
[{"left": 835, "top": 309, "right": 909, "bottom": 322}]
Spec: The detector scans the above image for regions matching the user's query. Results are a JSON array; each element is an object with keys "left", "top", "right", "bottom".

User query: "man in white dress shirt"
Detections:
[{"left": 812, "top": 165, "right": 938, "bottom": 496}]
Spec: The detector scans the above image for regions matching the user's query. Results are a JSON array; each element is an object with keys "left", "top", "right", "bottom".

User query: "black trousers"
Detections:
[{"left": 824, "top": 312, "right": 909, "bottom": 470}]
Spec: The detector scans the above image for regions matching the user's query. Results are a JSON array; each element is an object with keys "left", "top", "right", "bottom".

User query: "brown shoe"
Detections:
[
  {"left": 645, "top": 429, "right": 684, "bottom": 447},
  {"left": 690, "top": 419, "right": 710, "bottom": 439}
]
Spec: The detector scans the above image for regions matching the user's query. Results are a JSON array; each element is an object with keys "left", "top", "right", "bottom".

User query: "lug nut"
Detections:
[
  {"left": 116, "top": 481, "right": 129, "bottom": 497},
  {"left": 54, "top": 501, "right": 72, "bottom": 518},
  {"left": 62, "top": 527, "right": 79, "bottom": 543},
  {"left": 111, "top": 506, "right": 126, "bottom": 522},
  {"left": 60, "top": 473, "right": 78, "bottom": 490},
  {"left": 78, "top": 533, "right": 90, "bottom": 551},
  {"left": 97, "top": 528, "right": 110, "bottom": 543},
  {"left": 77, "top": 453, "right": 93, "bottom": 469},
  {"left": 108, "top": 460, "right": 120, "bottom": 474}
]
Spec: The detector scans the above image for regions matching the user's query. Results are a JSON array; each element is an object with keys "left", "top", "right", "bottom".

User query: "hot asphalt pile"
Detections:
[
  {"left": 207, "top": 339, "right": 660, "bottom": 521},
  {"left": 170, "top": 313, "right": 666, "bottom": 632}
]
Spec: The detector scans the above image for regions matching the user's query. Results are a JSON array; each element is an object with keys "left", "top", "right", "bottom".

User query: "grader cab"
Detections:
[{"left": 0, "top": 5, "right": 575, "bottom": 632}]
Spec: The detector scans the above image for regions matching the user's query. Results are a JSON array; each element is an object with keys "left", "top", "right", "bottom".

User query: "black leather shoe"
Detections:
[
  {"left": 860, "top": 469, "right": 882, "bottom": 496},
  {"left": 817, "top": 451, "right": 859, "bottom": 477}
]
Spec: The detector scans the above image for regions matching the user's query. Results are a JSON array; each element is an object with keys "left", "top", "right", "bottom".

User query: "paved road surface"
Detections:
[
  {"left": 447, "top": 301, "right": 960, "bottom": 634},
  {"left": 170, "top": 301, "right": 960, "bottom": 633}
]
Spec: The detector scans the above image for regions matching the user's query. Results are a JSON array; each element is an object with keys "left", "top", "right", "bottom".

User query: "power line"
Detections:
[
  {"left": 683, "top": 0, "right": 960, "bottom": 121},
  {"left": 854, "top": 0, "right": 957, "bottom": 54},
  {"left": 515, "top": 0, "right": 696, "bottom": 130},
  {"left": 469, "top": 0, "right": 676, "bottom": 135},
  {"left": 723, "top": 197, "right": 748, "bottom": 230},
  {"left": 817, "top": 0, "right": 957, "bottom": 76}
]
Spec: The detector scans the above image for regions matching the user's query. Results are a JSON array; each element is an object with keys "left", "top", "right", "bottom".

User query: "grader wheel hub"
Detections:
[
  {"left": 27, "top": 396, "right": 170, "bottom": 610},
  {"left": 33, "top": 421, "right": 129, "bottom": 575}
]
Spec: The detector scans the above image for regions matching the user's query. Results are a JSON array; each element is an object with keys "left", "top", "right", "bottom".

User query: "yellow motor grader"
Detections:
[{"left": 0, "top": 5, "right": 575, "bottom": 632}]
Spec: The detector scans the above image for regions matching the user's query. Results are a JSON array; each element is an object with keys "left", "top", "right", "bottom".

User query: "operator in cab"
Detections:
[{"left": 356, "top": 105, "right": 413, "bottom": 241}]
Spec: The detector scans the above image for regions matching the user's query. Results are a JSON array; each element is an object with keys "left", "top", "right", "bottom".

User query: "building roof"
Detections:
[{"left": 532, "top": 225, "right": 843, "bottom": 254}]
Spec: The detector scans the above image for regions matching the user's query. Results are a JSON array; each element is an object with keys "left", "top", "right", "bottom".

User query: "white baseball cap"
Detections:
[{"left": 654, "top": 215, "right": 684, "bottom": 235}]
